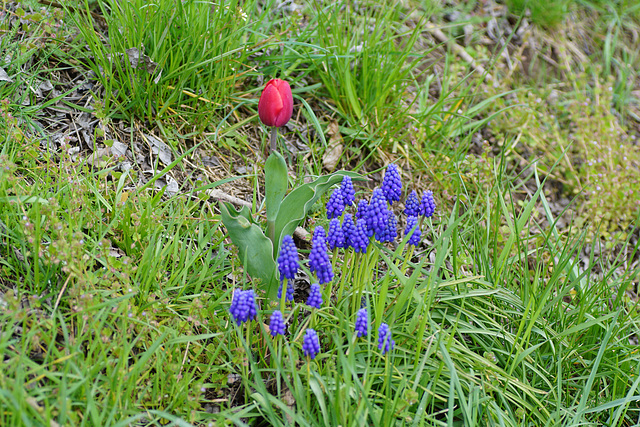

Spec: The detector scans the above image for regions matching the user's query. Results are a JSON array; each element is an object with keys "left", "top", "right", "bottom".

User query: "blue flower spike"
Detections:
[
  {"left": 378, "top": 322, "right": 395, "bottom": 355},
  {"left": 269, "top": 310, "right": 286, "bottom": 337},
  {"left": 229, "top": 289, "right": 257, "bottom": 325},
  {"left": 303, "top": 328, "right": 321, "bottom": 359},
  {"left": 326, "top": 187, "right": 345, "bottom": 219},
  {"left": 277, "top": 281, "right": 294, "bottom": 302},
  {"left": 306, "top": 283, "right": 323, "bottom": 309},
  {"left": 404, "top": 190, "right": 420, "bottom": 217},
  {"left": 309, "top": 226, "right": 334, "bottom": 284},
  {"left": 382, "top": 164, "right": 402, "bottom": 204},
  {"left": 277, "top": 235, "right": 299, "bottom": 282},
  {"left": 342, "top": 214, "right": 356, "bottom": 249},
  {"left": 351, "top": 218, "right": 370, "bottom": 254},
  {"left": 340, "top": 175, "right": 355, "bottom": 206},
  {"left": 419, "top": 190, "right": 436, "bottom": 218},
  {"left": 355, "top": 308, "right": 369, "bottom": 338},
  {"left": 356, "top": 199, "right": 368, "bottom": 221},
  {"left": 376, "top": 212, "right": 397, "bottom": 243},
  {"left": 366, "top": 188, "right": 389, "bottom": 237},
  {"left": 327, "top": 218, "right": 345, "bottom": 250},
  {"left": 405, "top": 215, "right": 421, "bottom": 246},
  {"left": 277, "top": 235, "right": 298, "bottom": 302}
]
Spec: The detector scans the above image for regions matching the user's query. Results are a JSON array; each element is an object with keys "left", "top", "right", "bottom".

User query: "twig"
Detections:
[
  {"left": 52, "top": 275, "right": 71, "bottom": 313},
  {"left": 25, "top": 397, "right": 61, "bottom": 427},
  {"left": 207, "top": 189, "right": 310, "bottom": 241}
]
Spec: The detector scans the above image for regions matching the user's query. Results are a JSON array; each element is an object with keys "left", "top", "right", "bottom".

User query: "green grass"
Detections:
[{"left": 1, "top": 0, "right": 640, "bottom": 425}]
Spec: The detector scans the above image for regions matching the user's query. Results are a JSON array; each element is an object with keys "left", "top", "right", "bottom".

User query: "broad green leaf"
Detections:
[
  {"left": 265, "top": 151, "right": 288, "bottom": 222},
  {"left": 220, "top": 202, "right": 278, "bottom": 298},
  {"left": 274, "top": 171, "right": 365, "bottom": 247}
]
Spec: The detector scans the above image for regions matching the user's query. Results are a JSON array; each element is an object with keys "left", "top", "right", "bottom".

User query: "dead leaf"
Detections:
[
  {"left": 142, "top": 133, "right": 172, "bottom": 165},
  {"left": 75, "top": 112, "right": 93, "bottom": 130},
  {"left": 235, "top": 165, "right": 251, "bottom": 174},
  {"left": 111, "top": 140, "right": 128, "bottom": 158},
  {"left": 86, "top": 147, "right": 111, "bottom": 166},
  {"left": 323, "top": 121, "right": 343, "bottom": 171},
  {"left": 125, "top": 47, "right": 159, "bottom": 75},
  {"left": 0, "top": 68, "right": 13, "bottom": 83},
  {"left": 39, "top": 80, "right": 53, "bottom": 92},
  {"left": 154, "top": 175, "right": 179, "bottom": 194},
  {"left": 117, "top": 191, "right": 129, "bottom": 205},
  {"left": 281, "top": 386, "right": 296, "bottom": 425},
  {"left": 108, "top": 247, "right": 124, "bottom": 258},
  {"left": 107, "top": 46, "right": 162, "bottom": 83}
]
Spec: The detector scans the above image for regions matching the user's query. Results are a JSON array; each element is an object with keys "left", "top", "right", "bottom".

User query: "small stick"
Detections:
[{"left": 207, "top": 188, "right": 310, "bottom": 241}]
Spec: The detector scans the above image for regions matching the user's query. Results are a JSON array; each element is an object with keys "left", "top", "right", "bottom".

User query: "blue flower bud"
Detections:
[
  {"left": 327, "top": 218, "right": 345, "bottom": 250},
  {"left": 355, "top": 308, "right": 369, "bottom": 337},
  {"left": 366, "top": 189, "right": 389, "bottom": 237},
  {"left": 351, "top": 218, "right": 370, "bottom": 253},
  {"left": 229, "top": 289, "right": 257, "bottom": 325},
  {"left": 309, "top": 226, "right": 333, "bottom": 284},
  {"left": 378, "top": 322, "right": 394, "bottom": 355},
  {"left": 419, "top": 190, "right": 436, "bottom": 218},
  {"left": 381, "top": 164, "right": 402, "bottom": 204},
  {"left": 340, "top": 175, "right": 355, "bottom": 207},
  {"left": 404, "top": 216, "right": 421, "bottom": 246},
  {"left": 326, "top": 188, "right": 345, "bottom": 219},
  {"left": 404, "top": 190, "right": 420, "bottom": 217},
  {"left": 302, "top": 328, "right": 321, "bottom": 359},
  {"left": 269, "top": 310, "right": 286, "bottom": 337},
  {"left": 277, "top": 235, "right": 299, "bottom": 281},
  {"left": 306, "top": 283, "right": 323, "bottom": 309}
]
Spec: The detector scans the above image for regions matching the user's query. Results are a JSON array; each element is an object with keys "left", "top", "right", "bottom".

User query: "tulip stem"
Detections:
[{"left": 269, "top": 127, "right": 278, "bottom": 152}]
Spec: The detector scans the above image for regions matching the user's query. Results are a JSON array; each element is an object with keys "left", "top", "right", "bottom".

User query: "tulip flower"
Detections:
[
  {"left": 258, "top": 79, "right": 293, "bottom": 127},
  {"left": 258, "top": 78, "right": 293, "bottom": 151}
]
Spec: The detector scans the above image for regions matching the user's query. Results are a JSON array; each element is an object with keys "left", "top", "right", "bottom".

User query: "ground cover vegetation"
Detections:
[{"left": 1, "top": 0, "right": 639, "bottom": 425}]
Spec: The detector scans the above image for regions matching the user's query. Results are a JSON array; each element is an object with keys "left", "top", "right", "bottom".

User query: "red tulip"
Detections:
[{"left": 258, "top": 79, "right": 293, "bottom": 128}]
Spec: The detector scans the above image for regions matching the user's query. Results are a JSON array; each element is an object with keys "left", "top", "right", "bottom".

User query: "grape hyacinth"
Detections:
[
  {"left": 366, "top": 189, "right": 389, "bottom": 237},
  {"left": 376, "top": 212, "right": 397, "bottom": 243},
  {"left": 341, "top": 214, "right": 356, "bottom": 248},
  {"left": 405, "top": 215, "right": 421, "bottom": 246},
  {"left": 356, "top": 199, "right": 368, "bottom": 221},
  {"left": 229, "top": 289, "right": 257, "bottom": 325},
  {"left": 351, "top": 218, "right": 370, "bottom": 253},
  {"left": 378, "top": 322, "right": 395, "bottom": 355},
  {"left": 309, "top": 226, "right": 334, "bottom": 284},
  {"left": 277, "top": 281, "right": 295, "bottom": 302},
  {"left": 381, "top": 164, "right": 402, "bottom": 204},
  {"left": 340, "top": 175, "right": 355, "bottom": 206},
  {"left": 327, "top": 218, "right": 345, "bottom": 250},
  {"left": 419, "top": 190, "right": 436, "bottom": 218},
  {"left": 269, "top": 310, "right": 286, "bottom": 337},
  {"left": 306, "top": 283, "right": 323, "bottom": 309},
  {"left": 326, "top": 187, "right": 345, "bottom": 219},
  {"left": 302, "top": 328, "right": 321, "bottom": 359},
  {"left": 277, "top": 235, "right": 299, "bottom": 281},
  {"left": 404, "top": 190, "right": 420, "bottom": 217},
  {"left": 355, "top": 308, "right": 369, "bottom": 337}
]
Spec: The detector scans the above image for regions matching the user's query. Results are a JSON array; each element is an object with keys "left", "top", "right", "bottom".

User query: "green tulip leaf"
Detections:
[
  {"left": 220, "top": 202, "right": 278, "bottom": 298},
  {"left": 265, "top": 151, "right": 288, "bottom": 249},
  {"left": 265, "top": 151, "right": 288, "bottom": 220},
  {"left": 274, "top": 170, "right": 365, "bottom": 246}
]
